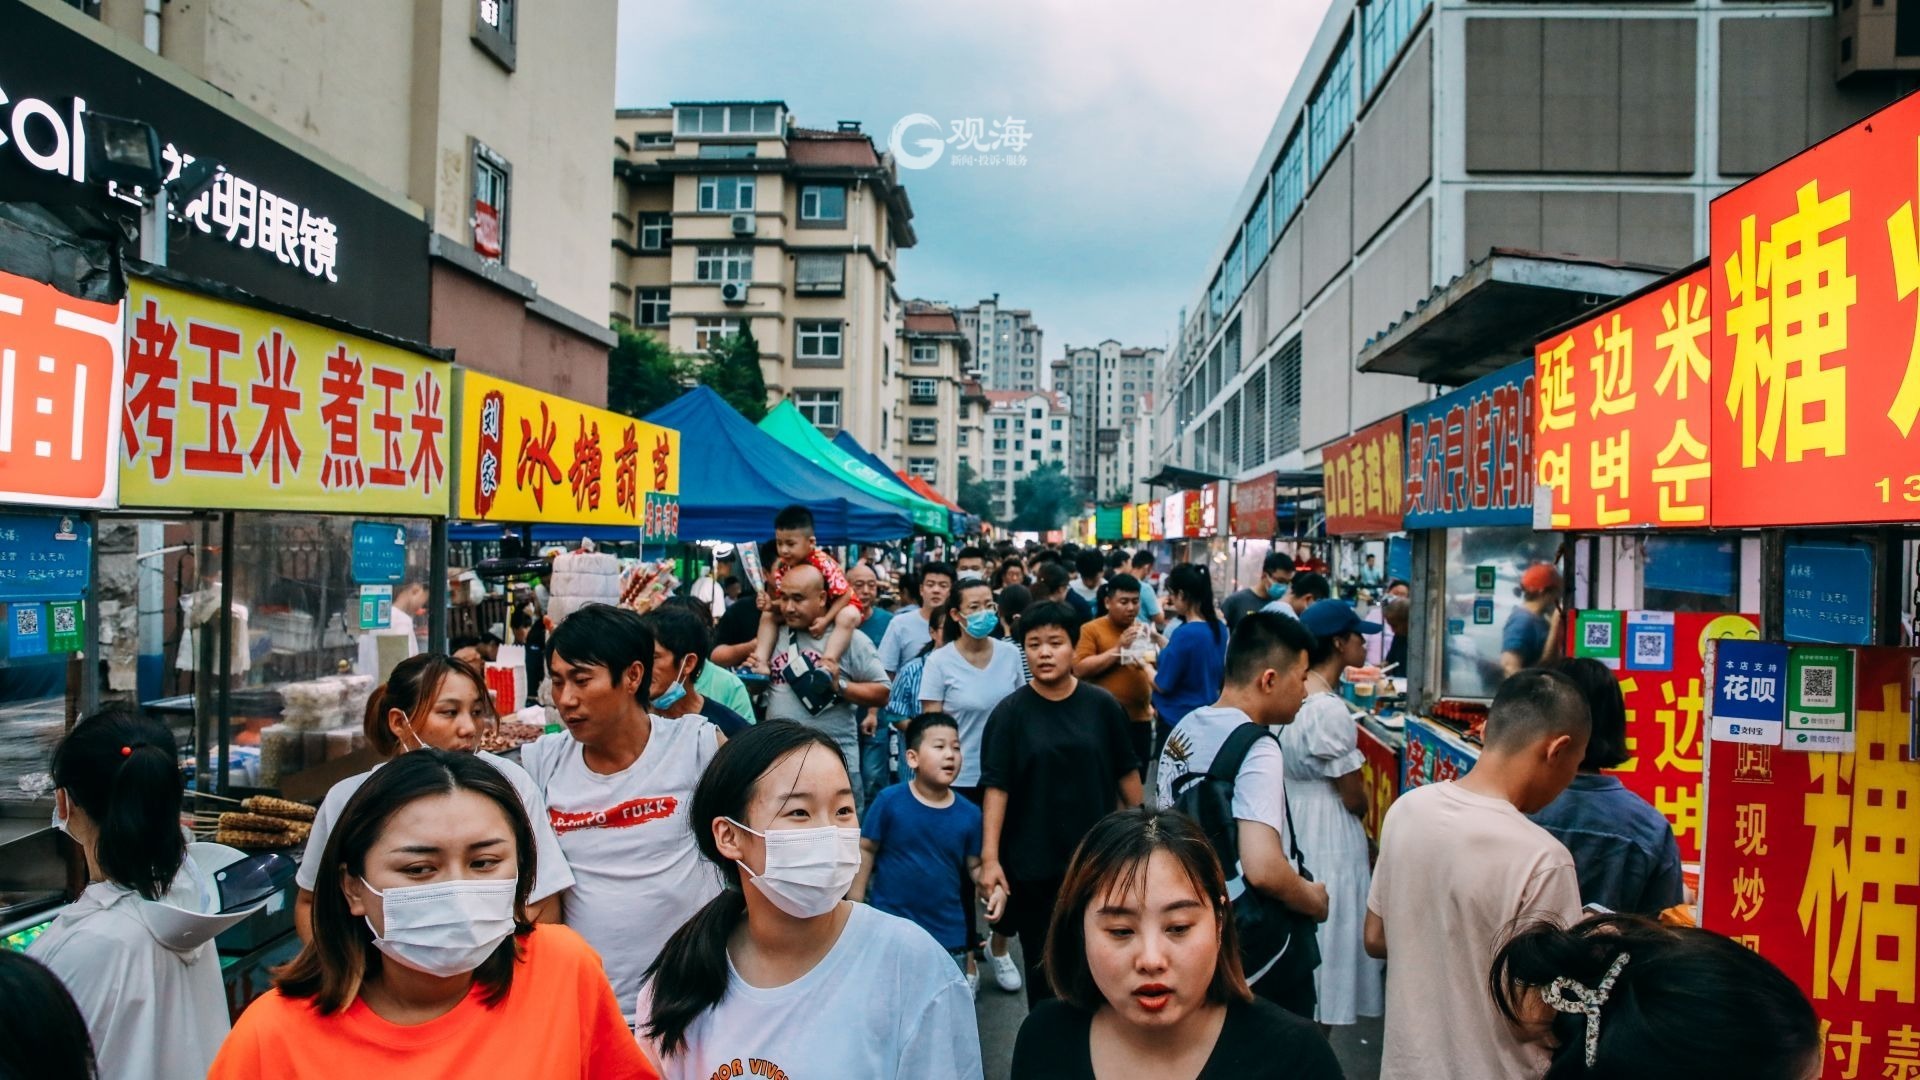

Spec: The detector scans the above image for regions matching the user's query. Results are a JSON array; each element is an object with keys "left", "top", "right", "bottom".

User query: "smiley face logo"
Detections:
[{"left": 1698, "top": 614, "right": 1760, "bottom": 659}]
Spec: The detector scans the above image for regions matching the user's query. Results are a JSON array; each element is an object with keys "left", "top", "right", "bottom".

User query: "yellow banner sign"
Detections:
[
  {"left": 120, "top": 277, "right": 450, "bottom": 515},
  {"left": 455, "top": 370, "right": 680, "bottom": 533}
]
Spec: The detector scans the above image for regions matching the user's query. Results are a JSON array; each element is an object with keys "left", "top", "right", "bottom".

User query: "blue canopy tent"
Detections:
[
  {"left": 644, "top": 387, "right": 913, "bottom": 544},
  {"left": 831, "top": 430, "right": 966, "bottom": 537}
]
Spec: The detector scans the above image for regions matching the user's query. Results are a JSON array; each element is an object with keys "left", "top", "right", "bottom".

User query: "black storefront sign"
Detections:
[{"left": 0, "top": 0, "right": 431, "bottom": 341}]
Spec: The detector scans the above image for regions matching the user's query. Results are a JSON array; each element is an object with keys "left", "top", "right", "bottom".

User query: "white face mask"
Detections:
[
  {"left": 51, "top": 793, "right": 70, "bottom": 836},
  {"left": 360, "top": 878, "right": 517, "bottom": 978},
  {"left": 726, "top": 818, "right": 861, "bottom": 919}
]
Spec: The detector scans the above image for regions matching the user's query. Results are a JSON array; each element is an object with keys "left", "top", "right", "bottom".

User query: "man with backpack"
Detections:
[{"left": 1155, "top": 610, "right": 1330, "bottom": 1019}]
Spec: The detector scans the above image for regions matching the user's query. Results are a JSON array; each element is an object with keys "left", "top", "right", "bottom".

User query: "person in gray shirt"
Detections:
[{"left": 764, "top": 564, "right": 892, "bottom": 814}]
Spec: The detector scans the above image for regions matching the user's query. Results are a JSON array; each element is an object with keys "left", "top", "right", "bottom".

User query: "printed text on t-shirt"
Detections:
[
  {"left": 548, "top": 795, "right": 678, "bottom": 834},
  {"left": 706, "top": 1058, "right": 791, "bottom": 1080}
]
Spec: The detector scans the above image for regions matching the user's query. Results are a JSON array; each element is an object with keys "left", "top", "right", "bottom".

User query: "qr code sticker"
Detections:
[
  {"left": 51, "top": 606, "right": 76, "bottom": 634},
  {"left": 1633, "top": 631, "right": 1665, "bottom": 664},
  {"left": 1584, "top": 621, "right": 1614, "bottom": 650},
  {"left": 1799, "top": 664, "right": 1837, "bottom": 708},
  {"left": 14, "top": 606, "right": 39, "bottom": 637}
]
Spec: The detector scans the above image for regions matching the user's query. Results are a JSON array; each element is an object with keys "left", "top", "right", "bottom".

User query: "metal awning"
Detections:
[
  {"left": 1142, "top": 464, "right": 1227, "bottom": 491},
  {"left": 1356, "top": 249, "right": 1670, "bottom": 386}
]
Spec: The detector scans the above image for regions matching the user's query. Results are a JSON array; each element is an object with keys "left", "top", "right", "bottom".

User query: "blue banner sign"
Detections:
[
  {"left": 351, "top": 522, "right": 408, "bottom": 585},
  {"left": 1402, "top": 360, "right": 1537, "bottom": 529},
  {"left": 0, "top": 513, "right": 91, "bottom": 603},
  {"left": 1709, "top": 639, "right": 1788, "bottom": 745},
  {"left": 1782, "top": 540, "right": 1873, "bottom": 646}
]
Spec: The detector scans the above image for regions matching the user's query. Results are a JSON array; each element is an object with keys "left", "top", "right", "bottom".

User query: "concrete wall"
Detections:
[
  {"left": 431, "top": 263, "right": 607, "bottom": 405},
  {"left": 1353, "top": 35, "right": 1432, "bottom": 248},
  {"left": 1463, "top": 189, "right": 1695, "bottom": 268}
]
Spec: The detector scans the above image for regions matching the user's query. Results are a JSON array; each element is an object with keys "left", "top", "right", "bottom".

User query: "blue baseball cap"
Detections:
[{"left": 1300, "top": 598, "right": 1381, "bottom": 639}]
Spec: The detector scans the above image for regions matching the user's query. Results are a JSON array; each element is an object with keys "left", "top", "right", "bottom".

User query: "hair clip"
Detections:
[
  {"left": 120, "top": 745, "right": 132, "bottom": 757},
  {"left": 1540, "top": 952, "right": 1631, "bottom": 1067}
]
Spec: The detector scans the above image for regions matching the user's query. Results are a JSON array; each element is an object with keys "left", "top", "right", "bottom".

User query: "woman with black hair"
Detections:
[
  {"left": 0, "top": 950, "right": 97, "bottom": 1080},
  {"left": 1529, "top": 658, "right": 1685, "bottom": 916},
  {"left": 29, "top": 706, "right": 243, "bottom": 1080},
  {"left": 1491, "top": 915, "right": 1820, "bottom": 1079},
  {"left": 1152, "top": 564, "right": 1229, "bottom": 737},
  {"left": 210, "top": 750, "right": 650, "bottom": 1078},
  {"left": 637, "top": 721, "right": 980, "bottom": 1078}
]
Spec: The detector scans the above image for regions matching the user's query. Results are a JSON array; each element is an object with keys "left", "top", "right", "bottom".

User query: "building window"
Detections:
[
  {"left": 793, "top": 253, "right": 845, "bottom": 296},
  {"left": 909, "top": 378, "right": 939, "bottom": 404},
  {"left": 1015, "top": 439, "right": 1024, "bottom": 451},
  {"left": 910, "top": 418, "right": 939, "bottom": 443},
  {"left": 675, "top": 104, "right": 781, "bottom": 136},
  {"left": 1247, "top": 182, "right": 1271, "bottom": 258},
  {"left": 470, "top": 142, "right": 510, "bottom": 261},
  {"left": 993, "top": 418, "right": 1008, "bottom": 431},
  {"left": 958, "top": 430, "right": 969, "bottom": 446},
  {"left": 635, "top": 288, "right": 669, "bottom": 327},
  {"left": 1051, "top": 419, "right": 1063, "bottom": 431},
  {"left": 697, "top": 143, "right": 756, "bottom": 159},
  {"left": 473, "top": 0, "right": 515, "bottom": 70},
  {"left": 908, "top": 457, "right": 938, "bottom": 481},
  {"left": 911, "top": 343, "right": 939, "bottom": 365},
  {"left": 1308, "top": 30, "right": 1356, "bottom": 182},
  {"left": 793, "top": 389, "right": 841, "bottom": 432},
  {"left": 695, "top": 245, "right": 752, "bottom": 283},
  {"left": 1270, "top": 335, "right": 1303, "bottom": 454},
  {"left": 635, "top": 131, "right": 674, "bottom": 148},
  {"left": 1272, "top": 128, "right": 1305, "bottom": 233},
  {"left": 638, "top": 213, "right": 672, "bottom": 251},
  {"left": 697, "top": 175, "right": 756, "bottom": 212},
  {"left": 994, "top": 460, "right": 1007, "bottom": 474},
  {"left": 1363, "top": 0, "right": 1432, "bottom": 99},
  {"left": 796, "top": 320, "right": 844, "bottom": 366},
  {"left": 694, "top": 318, "right": 740, "bottom": 351},
  {"left": 993, "top": 438, "right": 1007, "bottom": 451},
  {"left": 799, "top": 185, "right": 847, "bottom": 222},
  {"left": 1030, "top": 407, "right": 1042, "bottom": 419},
  {"left": 1015, "top": 459, "right": 1025, "bottom": 472},
  {"left": 1051, "top": 439, "right": 1062, "bottom": 451}
]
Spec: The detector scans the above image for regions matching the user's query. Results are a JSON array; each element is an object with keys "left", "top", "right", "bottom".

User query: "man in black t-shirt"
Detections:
[
  {"left": 978, "top": 601, "right": 1144, "bottom": 1007},
  {"left": 1223, "top": 550, "right": 1295, "bottom": 630}
]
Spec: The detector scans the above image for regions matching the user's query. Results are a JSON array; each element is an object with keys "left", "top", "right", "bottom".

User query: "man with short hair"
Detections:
[
  {"left": 765, "top": 564, "right": 892, "bottom": 813},
  {"left": 1224, "top": 551, "right": 1295, "bottom": 629},
  {"left": 1156, "top": 611, "right": 1331, "bottom": 1017},
  {"left": 878, "top": 561, "right": 954, "bottom": 676},
  {"left": 1072, "top": 573, "right": 1156, "bottom": 770},
  {"left": 1028, "top": 561, "right": 1085, "bottom": 641},
  {"left": 521, "top": 604, "right": 722, "bottom": 1015},
  {"left": 1365, "top": 669, "right": 1589, "bottom": 1080},
  {"left": 1502, "top": 563, "right": 1565, "bottom": 676},
  {"left": 1360, "top": 552, "right": 1384, "bottom": 587},
  {"left": 1068, "top": 551, "right": 1106, "bottom": 612},
  {"left": 954, "top": 546, "right": 989, "bottom": 580},
  {"left": 1127, "top": 549, "right": 1166, "bottom": 629},
  {"left": 1264, "top": 571, "right": 1330, "bottom": 619},
  {"left": 639, "top": 605, "right": 751, "bottom": 737},
  {"left": 659, "top": 595, "right": 756, "bottom": 720}
]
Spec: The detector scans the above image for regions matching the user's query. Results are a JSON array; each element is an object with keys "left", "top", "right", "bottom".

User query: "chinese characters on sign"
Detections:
[
  {"left": 1783, "top": 540, "right": 1876, "bottom": 646},
  {"left": 1710, "top": 93, "right": 1920, "bottom": 527},
  {"left": 1402, "top": 716, "right": 1477, "bottom": 790},
  {"left": 455, "top": 370, "right": 680, "bottom": 531},
  {"left": 1403, "top": 360, "right": 1537, "bottom": 528},
  {"left": 177, "top": 162, "right": 341, "bottom": 283},
  {"left": 1711, "top": 638, "right": 1790, "bottom": 746},
  {"left": 1323, "top": 416, "right": 1404, "bottom": 534},
  {"left": 1229, "top": 474, "right": 1275, "bottom": 539},
  {"left": 1535, "top": 268, "right": 1712, "bottom": 529},
  {"left": 118, "top": 276, "right": 447, "bottom": 515},
  {"left": 0, "top": 270, "right": 124, "bottom": 509}
]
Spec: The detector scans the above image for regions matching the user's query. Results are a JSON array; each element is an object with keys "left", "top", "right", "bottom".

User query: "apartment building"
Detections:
[
  {"left": 894, "top": 300, "right": 976, "bottom": 491},
  {"left": 981, "top": 390, "right": 1072, "bottom": 523},
  {"left": 609, "top": 103, "right": 917, "bottom": 452},
  {"left": 957, "top": 295, "right": 1045, "bottom": 391},
  {"left": 1156, "top": 0, "right": 1916, "bottom": 482},
  {"left": 96, "top": 0, "right": 620, "bottom": 403},
  {"left": 1054, "top": 342, "right": 1161, "bottom": 502}
]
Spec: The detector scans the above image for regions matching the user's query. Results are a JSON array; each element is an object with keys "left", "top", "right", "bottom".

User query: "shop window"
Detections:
[
  {"left": 1440, "top": 526, "right": 1563, "bottom": 701},
  {"left": 1642, "top": 536, "right": 1739, "bottom": 613},
  {"left": 470, "top": 142, "right": 511, "bottom": 261}
]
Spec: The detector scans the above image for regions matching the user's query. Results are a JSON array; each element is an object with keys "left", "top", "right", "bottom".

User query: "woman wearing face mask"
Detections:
[
  {"left": 30, "top": 706, "right": 240, "bottom": 1080},
  {"left": 211, "top": 750, "right": 650, "bottom": 1077},
  {"left": 638, "top": 721, "right": 981, "bottom": 1078},
  {"left": 1010, "top": 809, "right": 1342, "bottom": 1079},
  {"left": 294, "top": 653, "right": 573, "bottom": 944}
]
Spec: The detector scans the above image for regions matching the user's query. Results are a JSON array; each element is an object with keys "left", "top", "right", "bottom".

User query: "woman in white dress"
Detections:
[{"left": 1283, "top": 599, "right": 1386, "bottom": 1031}]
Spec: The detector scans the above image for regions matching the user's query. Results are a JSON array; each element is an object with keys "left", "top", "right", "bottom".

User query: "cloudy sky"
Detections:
[{"left": 615, "top": 0, "right": 1332, "bottom": 371}]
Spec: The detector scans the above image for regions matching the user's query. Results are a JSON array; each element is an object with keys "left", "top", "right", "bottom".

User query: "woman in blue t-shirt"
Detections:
[{"left": 1152, "top": 564, "right": 1229, "bottom": 746}]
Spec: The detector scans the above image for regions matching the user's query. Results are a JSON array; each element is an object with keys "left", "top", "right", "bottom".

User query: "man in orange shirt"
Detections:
[{"left": 1073, "top": 573, "right": 1160, "bottom": 772}]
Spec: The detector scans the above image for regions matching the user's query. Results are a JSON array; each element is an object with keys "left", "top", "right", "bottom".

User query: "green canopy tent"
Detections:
[{"left": 758, "top": 402, "right": 951, "bottom": 535}]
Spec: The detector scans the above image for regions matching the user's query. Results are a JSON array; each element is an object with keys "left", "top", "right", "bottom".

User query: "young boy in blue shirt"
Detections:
[{"left": 849, "top": 713, "right": 1004, "bottom": 995}]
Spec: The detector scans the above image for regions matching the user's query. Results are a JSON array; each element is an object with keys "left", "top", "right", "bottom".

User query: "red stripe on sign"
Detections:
[{"left": 549, "top": 796, "right": 678, "bottom": 834}]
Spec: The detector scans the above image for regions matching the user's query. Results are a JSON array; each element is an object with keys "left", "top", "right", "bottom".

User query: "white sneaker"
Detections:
[
  {"left": 966, "top": 970, "right": 980, "bottom": 998},
  {"left": 990, "top": 950, "right": 1023, "bottom": 992}
]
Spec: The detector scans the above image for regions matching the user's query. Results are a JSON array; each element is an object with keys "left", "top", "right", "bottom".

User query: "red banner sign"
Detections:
[
  {"left": 0, "top": 271, "right": 123, "bottom": 509},
  {"left": 1323, "top": 416, "right": 1404, "bottom": 534},
  {"left": 1535, "top": 268, "right": 1713, "bottom": 529},
  {"left": 1231, "top": 473, "right": 1276, "bottom": 538},
  {"left": 1709, "top": 92, "right": 1920, "bottom": 526},
  {"left": 1701, "top": 647, "right": 1920, "bottom": 1078},
  {"left": 1357, "top": 722, "right": 1400, "bottom": 844}
]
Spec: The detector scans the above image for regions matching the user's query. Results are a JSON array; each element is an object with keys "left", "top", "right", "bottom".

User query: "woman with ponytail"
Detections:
[
  {"left": 29, "top": 705, "right": 232, "bottom": 1079},
  {"left": 637, "top": 721, "right": 982, "bottom": 1079},
  {"left": 1490, "top": 915, "right": 1819, "bottom": 1079},
  {"left": 1152, "top": 564, "right": 1229, "bottom": 738},
  {"left": 294, "top": 652, "right": 573, "bottom": 944}
]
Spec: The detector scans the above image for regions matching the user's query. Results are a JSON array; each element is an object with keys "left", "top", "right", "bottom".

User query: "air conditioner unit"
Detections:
[
  {"left": 720, "top": 282, "right": 748, "bottom": 304},
  {"left": 730, "top": 213, "right": 756, "bottom": 235}
]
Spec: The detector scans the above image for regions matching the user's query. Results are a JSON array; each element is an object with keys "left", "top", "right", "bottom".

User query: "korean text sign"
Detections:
[
  {"left": 1709, "top": 92, "right": 1920, "bottom": 526},
  {"left": 1535, "top": 268, "right": 1712, "bottom": 529},
  {"left": 1701, "top": 648, "right": 1920, "bottom": 1079},
  {"left": 456, "top": 370, "right": 680, "bottom": 530},
  {"left": 1403, "top": 360, "right": 1536, "bottom": 527},
  {"left": 119, "top": 277, "right": 449, "bottom": 515},
  {"left": 0, "top": 271, "right": 124, "bottom": 509},
  {"left": 1324, "top": 415, "right": 1405, "bottom": 534}
]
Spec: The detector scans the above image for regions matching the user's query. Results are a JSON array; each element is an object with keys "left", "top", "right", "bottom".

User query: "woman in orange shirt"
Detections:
[{"left": 209, "top": 749, "right": 653, "bottom": 1080}]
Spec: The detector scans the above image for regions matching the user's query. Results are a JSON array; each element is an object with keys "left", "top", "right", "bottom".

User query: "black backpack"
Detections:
[{"left": 1169, "top": 721, "right": 1320, "bottom": 988}]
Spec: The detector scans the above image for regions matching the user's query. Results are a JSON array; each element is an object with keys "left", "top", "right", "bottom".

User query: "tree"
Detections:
[
  {"left": 1009, "top": 461, "right": 1079, "bottom": 532},
  {"left": 955, "top": 460, "right": 996, "bottom": 522},
  {"left": 700, "top": 327, "right": 768, "bottom": 422},
  {"left": 607, "top": 327, "right": 693, "bottom": 419}
]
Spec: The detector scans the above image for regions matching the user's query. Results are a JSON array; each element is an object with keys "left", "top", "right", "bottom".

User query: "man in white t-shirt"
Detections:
[
  {"left": 1364, "top": 668, "right": 1589, "bottom": 1080},
  {"left": 1155, "top": 610, "right": 1330, "bottom": 1018},
  {"left": 520, "top": 603, "right": 724, "bottom": 1015}
]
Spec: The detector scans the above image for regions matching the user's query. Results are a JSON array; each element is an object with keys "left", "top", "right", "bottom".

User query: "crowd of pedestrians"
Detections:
[{"left": 8, "top": 518, "right": 1824, "bottom": 1080}]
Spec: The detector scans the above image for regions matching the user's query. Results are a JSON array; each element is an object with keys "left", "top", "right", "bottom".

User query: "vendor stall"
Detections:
[{"left": 758, "top": 401, "right": 950, "bottom": 537}]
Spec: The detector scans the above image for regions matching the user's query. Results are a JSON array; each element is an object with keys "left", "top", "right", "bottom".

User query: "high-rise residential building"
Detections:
[
  {"left": 956, "top": 296, "right": 1045, "bottom": 391},
  {"left": 610, "top": 104, "right": 916, "bottom": 452},
  {"left": 893, "top": 300, "right": 976, "bottom": 492},
  {"left": 1155, "top": 0, "right": 1916, "bottom": 484},
  {"left": 981, "top": 390, "right": 1072, "bottom": 524},
  {"left": 1054, "top": 342, "right": 1161, "bottom": 502},
  {"left": 87, "top": 0, "right": 621, "bottom": 402}
]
